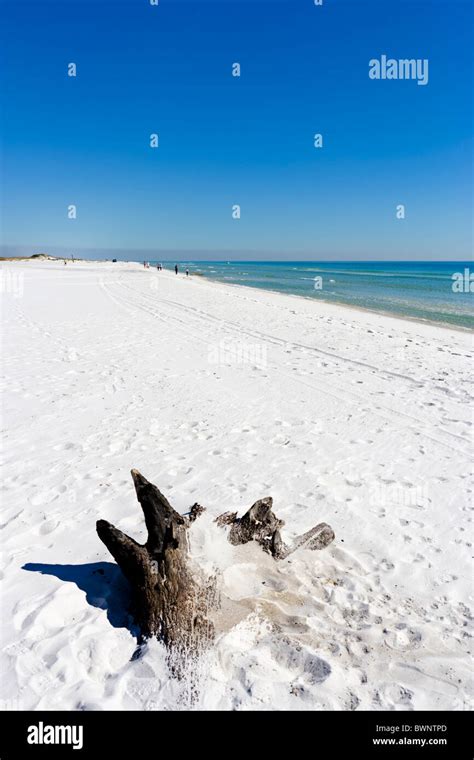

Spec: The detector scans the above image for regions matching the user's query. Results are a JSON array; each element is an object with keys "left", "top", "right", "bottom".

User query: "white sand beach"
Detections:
[{"left": 1, "top": 260, "right": 472, "bottom": 711}]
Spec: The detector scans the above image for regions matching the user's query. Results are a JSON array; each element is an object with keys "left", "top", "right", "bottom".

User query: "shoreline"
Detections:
[
  {"left": 192, "top": 270, "right": 474, "bottom": 335},
  {"left": 3, "top": 256, "right": 471, "bottom": 333}
]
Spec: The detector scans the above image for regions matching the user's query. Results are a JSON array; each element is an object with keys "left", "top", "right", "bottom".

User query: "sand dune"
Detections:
[{"left": 1, "top": 260, "right": 472, "bottom": 711}]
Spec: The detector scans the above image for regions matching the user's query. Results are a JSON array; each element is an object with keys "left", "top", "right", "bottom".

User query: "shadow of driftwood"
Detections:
[{"left": 22, "top": 561, "right": 138, "bottom": 637}]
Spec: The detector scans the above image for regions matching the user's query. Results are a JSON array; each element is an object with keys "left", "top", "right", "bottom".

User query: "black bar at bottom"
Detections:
[{"left": 0, "top": 710, "right": 470, "bottom": 758}]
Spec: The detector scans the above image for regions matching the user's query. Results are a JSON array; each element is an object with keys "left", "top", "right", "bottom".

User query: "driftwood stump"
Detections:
[
  {"left": 216, "top": 496, "right": 335, "bottom": 559},
  {"left": 97, "top": 470, "right": 213, "bottom": 651},
  {"left": 97, "top": 470, "right": 335, "bottom": 652}
]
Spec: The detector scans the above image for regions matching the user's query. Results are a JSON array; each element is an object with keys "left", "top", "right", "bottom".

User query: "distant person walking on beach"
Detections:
[
  {"left": 185, "top": 268, "right": 189, "bottom": 277},
  {"left": 175, "top": 264, "right": 179, "bottom": 275}
]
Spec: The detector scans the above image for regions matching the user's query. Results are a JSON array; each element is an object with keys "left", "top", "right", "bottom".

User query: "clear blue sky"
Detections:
[{"left": 1, "top": 0, "right": 472, "bottom": 260}]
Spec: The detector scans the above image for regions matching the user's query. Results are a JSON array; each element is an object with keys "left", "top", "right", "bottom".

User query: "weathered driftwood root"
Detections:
[
  {"left": 97, "top": 471, "right": 335, "bottom": 651},
  {"left": 96, "top": 470, "right": 213, "bottom": 650},
  {"left": 216, "top": 496, "right": 335, "bottom": 559}
]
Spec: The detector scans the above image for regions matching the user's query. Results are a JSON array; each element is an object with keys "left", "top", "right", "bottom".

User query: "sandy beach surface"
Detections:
[{"left": 1, "top": 260, "right": 472, "bottom": 711}]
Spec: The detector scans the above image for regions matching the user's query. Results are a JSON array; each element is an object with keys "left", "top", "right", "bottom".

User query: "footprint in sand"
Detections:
[
  {"left": 277, "top": 641, "right": 332, "bottom": 685},
  {"left": 412, "top": 553, "right": 425, "bottom": 563},
  {"left": 52, "top": 442, "right": 76, "bottom": 452},
  {"left": 439, "top": 573, "right": 459, "bottom": 583},
  {"left": 384, "top": 625, "right": 422, "bottom": 650},
  {"left": 380, "top": 683, "right": 414, "bottom": 708},
  {"left": 30, "top": 490, "right": 59, "bottom": 507},
  {"left": 38, "top": 519, "right": 60, "bottom": 536}
]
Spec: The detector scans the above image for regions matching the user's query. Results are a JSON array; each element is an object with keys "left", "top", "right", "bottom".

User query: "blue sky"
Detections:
[{"left": 1, "top": 0, "right": 472, "bottom": 260}]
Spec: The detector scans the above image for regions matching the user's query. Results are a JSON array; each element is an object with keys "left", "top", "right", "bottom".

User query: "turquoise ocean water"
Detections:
[{"left": 149, "top": 261, "right": 474, "bottom": 330}]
